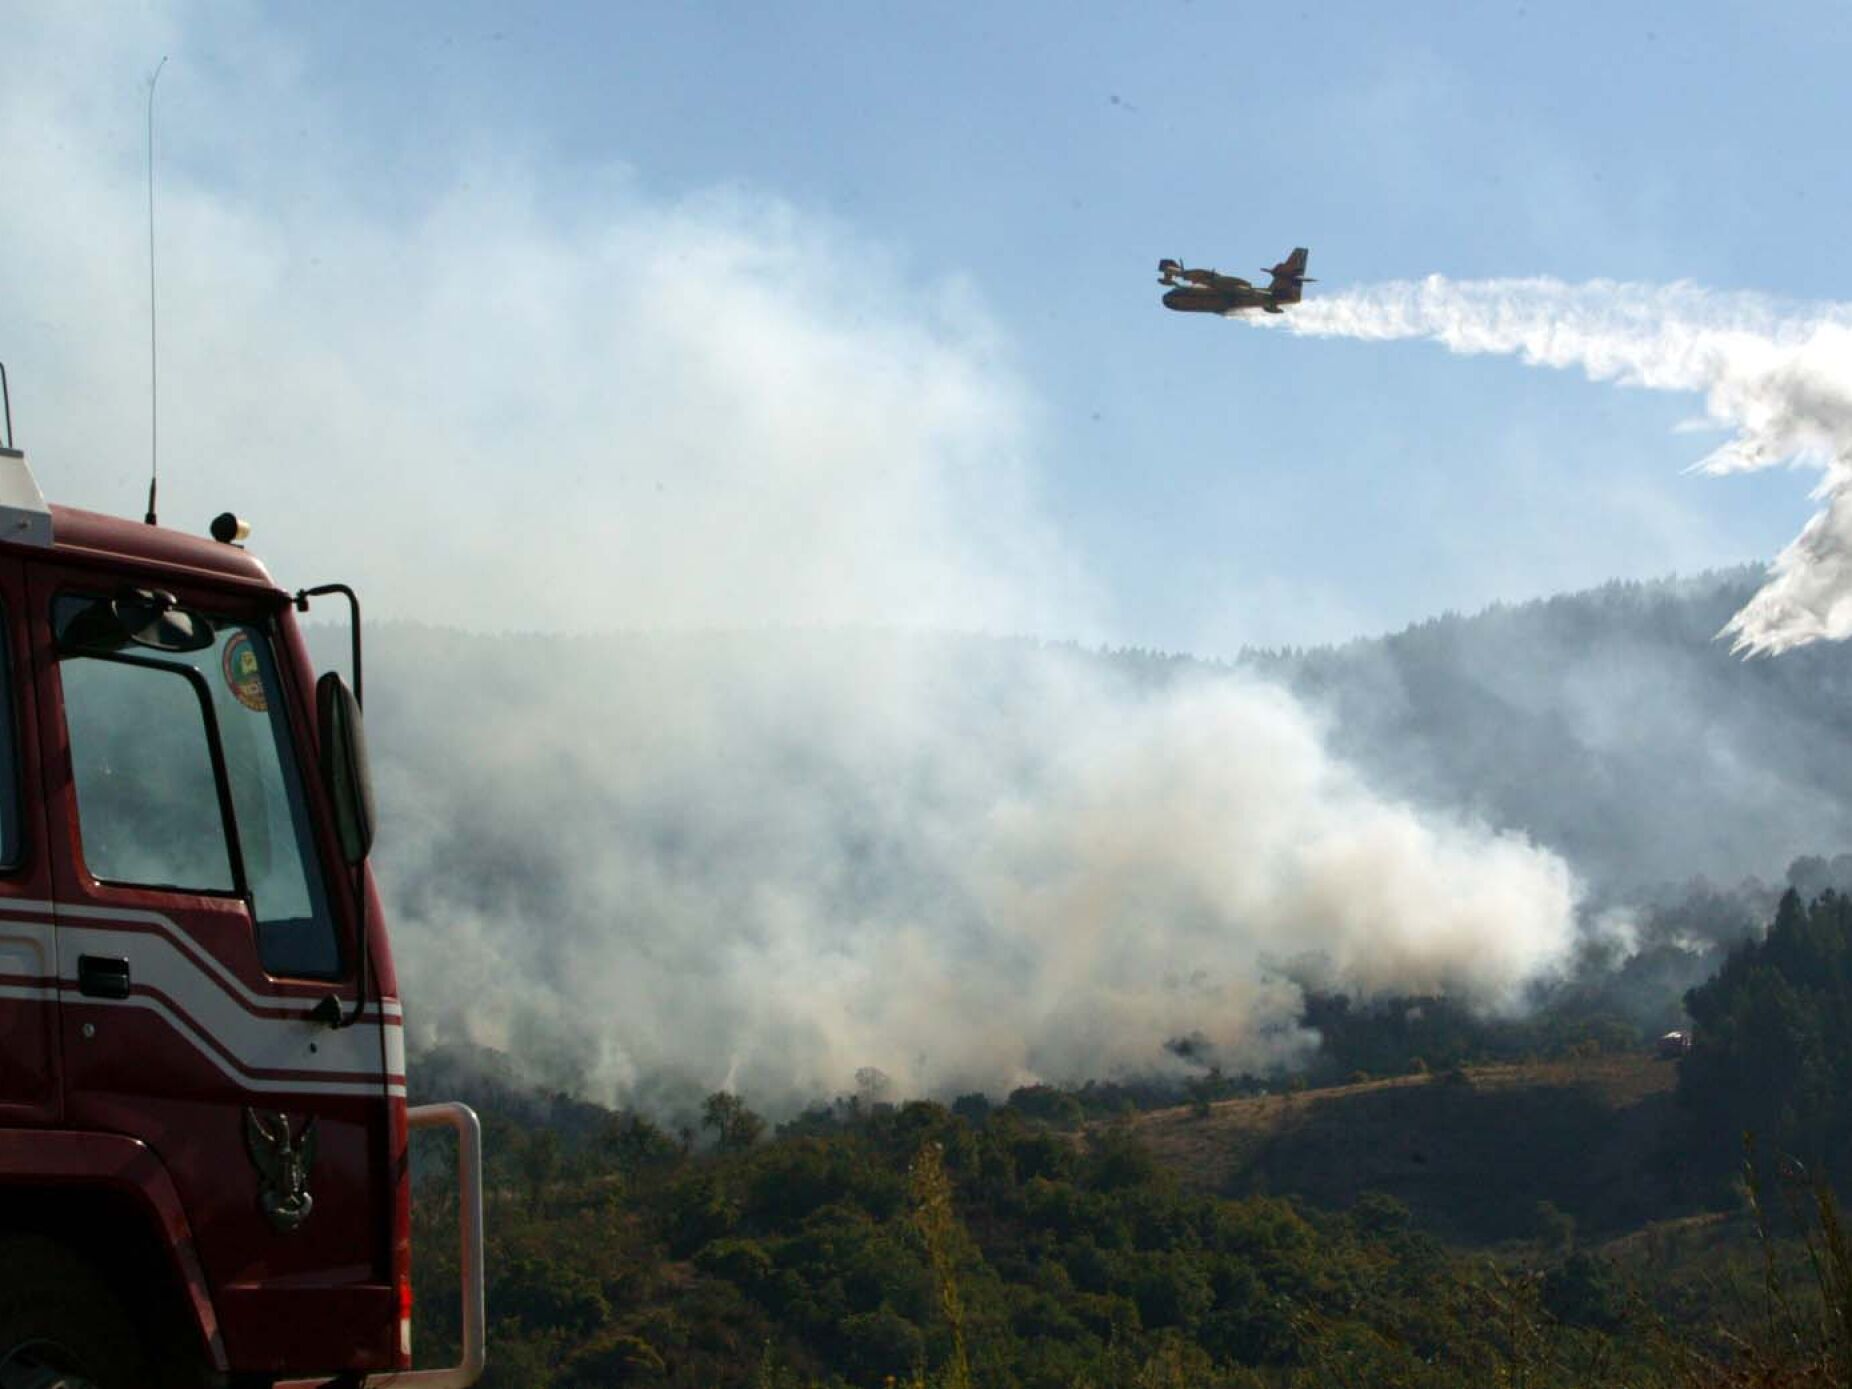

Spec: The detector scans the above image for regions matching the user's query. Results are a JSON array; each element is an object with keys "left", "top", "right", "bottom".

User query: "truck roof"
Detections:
[
  {"left": 0, "top": 449, "right": 280, "bottom": 591},
  {"left": 42, "top": 504, "right": 280, "bottom": 591}
]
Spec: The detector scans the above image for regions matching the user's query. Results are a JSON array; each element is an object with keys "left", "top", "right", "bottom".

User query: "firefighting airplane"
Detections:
[{"left": 1158, "top": 247, "right": 1313, "bottom": 315}]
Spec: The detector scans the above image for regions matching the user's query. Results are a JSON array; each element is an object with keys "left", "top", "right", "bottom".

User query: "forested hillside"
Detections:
[
  {"left": 1681, "top": 887, "right": 1852, "bottom": 1182},
  {"left": 407, "top": 994, "right": 1852, "bottom": 1388}
]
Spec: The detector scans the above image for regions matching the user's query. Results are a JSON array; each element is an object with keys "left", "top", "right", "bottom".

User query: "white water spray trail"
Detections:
[{"left": 1262, "top": 276, "right": 1852, "bottom": 654}]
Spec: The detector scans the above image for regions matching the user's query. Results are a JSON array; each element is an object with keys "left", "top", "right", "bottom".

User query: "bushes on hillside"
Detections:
[{"left": 1681, "top": 888, "right": 1852, "bottom": 1182}]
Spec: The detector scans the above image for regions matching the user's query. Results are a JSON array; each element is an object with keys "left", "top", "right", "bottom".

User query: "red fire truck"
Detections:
[{"left": 0, "top": 366, "right": 483, "bottom": 1387}]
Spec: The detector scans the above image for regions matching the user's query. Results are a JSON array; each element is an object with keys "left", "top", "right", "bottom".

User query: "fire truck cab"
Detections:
[{"left": 0, "top": 387, "right": 481, "bottom": 1387}]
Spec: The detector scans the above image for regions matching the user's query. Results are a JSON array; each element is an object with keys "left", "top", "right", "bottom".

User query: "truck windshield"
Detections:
[{"left": 56, "top": 595, "right": 342, "bottom": 979}]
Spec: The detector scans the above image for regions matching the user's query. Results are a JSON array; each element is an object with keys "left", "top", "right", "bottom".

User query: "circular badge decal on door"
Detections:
[{"left": 222, "top": 631, "right": 269, "bottom": 712}]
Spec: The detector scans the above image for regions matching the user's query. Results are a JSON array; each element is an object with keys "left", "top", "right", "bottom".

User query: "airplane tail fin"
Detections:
[{"left": 1265, "top": 247, "right": 1312, "bottom": 303}]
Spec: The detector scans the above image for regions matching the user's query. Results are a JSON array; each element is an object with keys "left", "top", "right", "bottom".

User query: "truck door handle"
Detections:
[{"left": 77, "top": 955, "right": 131, "bottom": 1000}]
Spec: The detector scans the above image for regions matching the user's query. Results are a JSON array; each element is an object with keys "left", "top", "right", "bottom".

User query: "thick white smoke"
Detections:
[
  {"left": 1267, "top": 277, "right": 1852, "bottom": 653},
  {"left": 369, "top": 629, "right": 1581, "bottom": 1111}
]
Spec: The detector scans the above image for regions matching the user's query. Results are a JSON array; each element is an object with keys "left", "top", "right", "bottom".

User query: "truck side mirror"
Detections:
[
  {"left": 316, "top": 671, "right": 375, "bottom": 865},
  {"left": 58, "top": 588, "right": 215, "bottom": 654}
]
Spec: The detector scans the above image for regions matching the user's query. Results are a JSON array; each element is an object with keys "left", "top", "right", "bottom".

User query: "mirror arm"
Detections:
[
  {"left": 295, "top": 583, "right": 363, "bottom": 709},
  {"left": 334, "top": 868, "right": 369, "bottom": 1030},
  {"left": 313, "top": 671, "right": 376, "bottom": 1031}
]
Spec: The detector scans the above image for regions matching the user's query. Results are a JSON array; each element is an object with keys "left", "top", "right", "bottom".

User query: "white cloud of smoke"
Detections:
[
  {"left": 1269, "top": 277, "right": 1852, "bottom": 653},
  {"left": 371, "top": 629, "right": 1580, "bottom": 1111},
  {"left": 9, "top": 9, "right": 1585, "bottom": 1111}
]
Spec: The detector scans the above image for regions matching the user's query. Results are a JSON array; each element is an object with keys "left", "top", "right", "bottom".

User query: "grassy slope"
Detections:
[{"left": 1129, "top": 1055, "right": 1696, "bottom": 1246}]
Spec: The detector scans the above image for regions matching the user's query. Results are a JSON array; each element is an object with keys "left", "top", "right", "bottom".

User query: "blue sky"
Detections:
[{"left": 10, "top": 2, "right": 1852, "bottom": 650}]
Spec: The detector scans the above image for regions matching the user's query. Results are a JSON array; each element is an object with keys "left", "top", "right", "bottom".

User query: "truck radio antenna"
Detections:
[{"left": 145, "top": 55, "right": 168, "bottom": 526}]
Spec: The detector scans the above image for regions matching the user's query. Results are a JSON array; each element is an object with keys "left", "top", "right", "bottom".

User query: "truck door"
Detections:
[
  {"left": 29, "top": 567, "right": 394, "bottom": 1368},
  {"left": 0, "top": 555, "right": 58, "bottom": 1128}
]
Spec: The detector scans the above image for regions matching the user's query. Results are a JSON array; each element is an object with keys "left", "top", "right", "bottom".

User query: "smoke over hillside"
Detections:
[
  {"left": 1252, "top": 569, "right": 1852, "bottom": 892},
  {"left": 363, "top": 564, "right": 1852, "bottom": 1114},
  {"left": 361, "top": 625, "right": 1579, "bottom": 1115},
  {"left": 1268, "top": 277, "right": 1852, "bottom": 652}
]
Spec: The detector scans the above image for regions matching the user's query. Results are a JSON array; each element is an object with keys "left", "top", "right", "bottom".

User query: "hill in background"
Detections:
[{"left": 1237, "top": 567, "right": 1852, "bottom": 895}]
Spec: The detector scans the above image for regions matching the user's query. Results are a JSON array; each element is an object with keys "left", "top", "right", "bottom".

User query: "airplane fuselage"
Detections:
[
  {"left": 1160, "top": 285, "right": 1285, "bottom": 315},
  {"left": 1158, "top": 248, "right": 1309, "bottom": 316}
]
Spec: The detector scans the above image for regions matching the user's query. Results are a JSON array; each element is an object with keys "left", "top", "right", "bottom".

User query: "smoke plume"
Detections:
[
  {"left": 367, "top": 627, "right": 1581, "bottom": 1113},
  {"left": 1267, "top": 277, "right": 1852, "bottom": 653}
]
